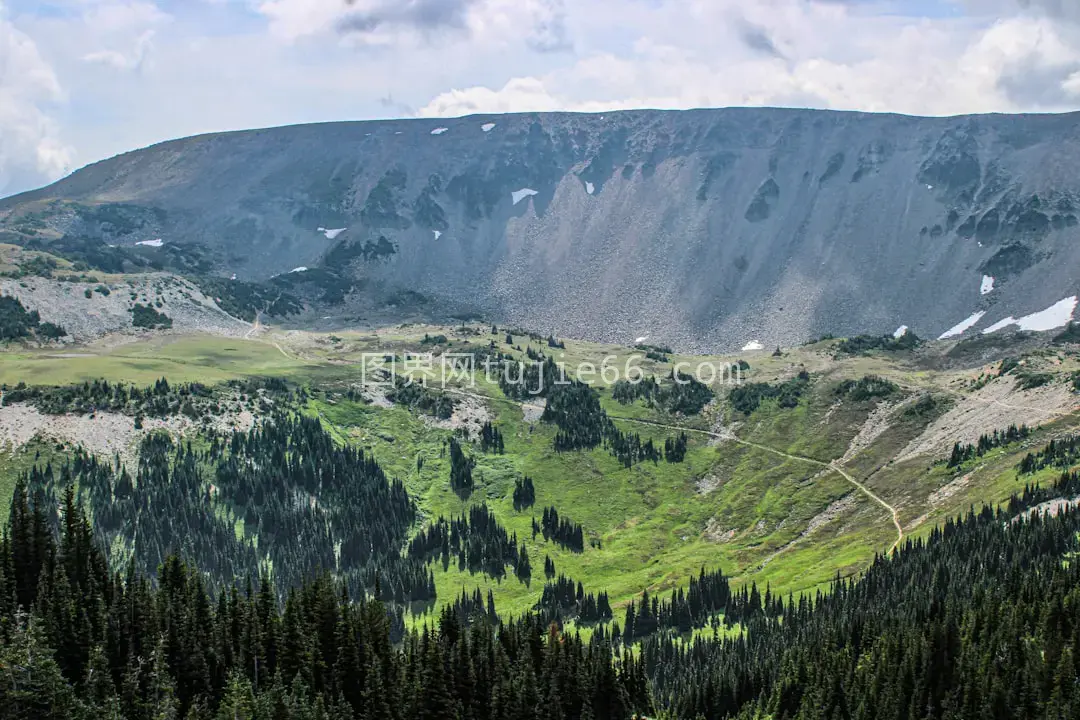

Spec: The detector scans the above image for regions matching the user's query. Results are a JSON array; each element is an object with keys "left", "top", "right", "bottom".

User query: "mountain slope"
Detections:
[{"left": 3, "top": 107, "right": 1080, "bottom": 351}]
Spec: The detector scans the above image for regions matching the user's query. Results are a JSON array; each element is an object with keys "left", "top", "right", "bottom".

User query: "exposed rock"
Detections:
[
  {"left": 7, "top": 108, "right": 1080, "bottom": 351},
  {"left": 0, "top": 275, "right": 249, "bottom": 341}
]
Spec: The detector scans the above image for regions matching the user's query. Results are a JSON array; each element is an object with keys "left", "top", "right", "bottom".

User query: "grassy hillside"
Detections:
[{"left": 1, "top": 322, "right": 1079, "bottom": 633}]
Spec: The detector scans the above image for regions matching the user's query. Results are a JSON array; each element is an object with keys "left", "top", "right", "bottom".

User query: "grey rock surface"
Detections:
[
  {"left": 0, "top": 275, "right": 249, "bottom": 342},
  {"left": 4, "top": 107, "right": 1080, "bottom": 352}
]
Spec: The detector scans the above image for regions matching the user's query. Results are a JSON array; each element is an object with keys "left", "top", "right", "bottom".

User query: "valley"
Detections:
[
  {"left": 3, "top": 311, "right": 1079, "bottom": 625},
  {"left": 2, "top": 109, "right": 1080, "bottom": 718}
]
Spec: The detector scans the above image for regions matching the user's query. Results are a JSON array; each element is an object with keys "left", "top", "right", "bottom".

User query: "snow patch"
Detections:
[
  {"left": 926, "top": 184, "right": 933, "bottom": 190},
  {"left": 980, "top": 275, "right": 994, "bottom": 295},
  {"left": 742, "top": 341, "right": 765, "bottom": 352},
  {"left": 635, "top": 335, "right": 649, "bottom": 344},
  {"left": 982, "top": 317, "right": 1017, "bottom": 334},
  {"left": 433, "top": 230, "right": 442, "bottom": 240},
  {"left": 511, "top": 188, "right": 538, "bottom": 205},
  {"left": 893, "top": 325, "right": 908, "bottom": 338},
  {"left": 982, "top": 296, "right": 1078, "bottom": 334},
  {"left": 938, "top": 311, "right": 986, "bottom": 339},
  {"left": 430, "top": 127, "right": 449, "bottom": 135},
  {"left": 585, "top": 181, "right": 595, "bottom": 195},
  {"left": 136, "top": 239, "right": 164, "bottom": 248},
  {"left": 290, "top": 267, "right": 308, "bottom": 274},
  {"left": 1017, "top": 296, "right": 1078, "bottom": 331},
  {"left": 481, "top": 123, "right": 496, "bottom": 132},
  {"left": 318, "top": 227, "right": 346, "bottom": 240}
]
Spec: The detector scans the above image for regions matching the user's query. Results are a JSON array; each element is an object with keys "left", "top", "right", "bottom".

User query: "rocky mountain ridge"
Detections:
[{"left": 3, "top": 107, "right": 1080, "bottom": 351}]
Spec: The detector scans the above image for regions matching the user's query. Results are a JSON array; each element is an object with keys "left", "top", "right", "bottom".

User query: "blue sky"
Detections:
[{"left": 1, "top": 0, "right": 1079, "bottom": 197}]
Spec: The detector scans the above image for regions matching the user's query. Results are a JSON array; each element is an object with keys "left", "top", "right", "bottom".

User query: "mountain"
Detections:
[{"left": 3, "top": 107, "right": 1080, "bottom": 351}]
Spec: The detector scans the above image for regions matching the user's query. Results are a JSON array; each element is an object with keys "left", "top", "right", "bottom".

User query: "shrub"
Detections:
[
  {"left": 131, "top": 303, "right": 172, "bottom": 329},
  {"left": 729, "top": 371, "right": 810, "bottom": 415},
  {"left": 36, "top": 322, "right": 67, "bottom": 340},
  {"left": 835, "top": 332, "right": 922, "bottom": 356},
  {"left": 836, "top": 375, "right": 898, "bottom": 401},
  {"left": 1015, "top": 371, "right": 1053, "bottom": 390}
]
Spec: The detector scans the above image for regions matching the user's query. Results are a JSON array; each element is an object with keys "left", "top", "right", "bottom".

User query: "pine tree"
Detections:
[
  {"left": 0, "top": 612, "right": 77, "bottom": 720},
  {"left": 214, "top": 672, "right": 256, "bottom": 720}
]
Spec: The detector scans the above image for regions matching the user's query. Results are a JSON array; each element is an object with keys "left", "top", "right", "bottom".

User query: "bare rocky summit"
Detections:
[{"left": 3, "top": 107, "right": 1080, "bottom": 351}]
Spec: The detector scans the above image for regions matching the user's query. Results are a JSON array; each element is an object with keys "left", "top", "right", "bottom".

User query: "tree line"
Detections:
[
  {"left": 640, "top": 470, "right": 1080, "bottom": 719},
  {"left": 24, "top": 413, "right": 434, "bottom": 605},
  {"left": 727, "top": 371, "right": 810, "bottom": 415},
  {"left": 0, "top": 294, "right": 67, "bottom": 341},
  {"left": 622, "top": 568, "right": 739, "bottom": 641},
  {"left": 406, "top": 504, "right": 530, "bottom": 584},
  {"left": 947, "top": 424, "right": 1031, "bottom": 468},
  {"left": 0, "top": 483, "right": 651, "bottom": 720},
  {"left": 611, "top": 370, "right": 714, "bottom": 415},
  {"left": 1018, "top": 433, "right": 1080, "bottom": 474},
  {"left": 543, "top": 380, "right": 683, "bottom": 467},
  {"left": 535, "top": 575, "right": 614, "bottom": 625},
  {"left": 533, "top": 506, "right": 585, "bottom": 553},
  {"left": 2, "top": 376, "right": 298, "bottom": 422},
  {"left": 5, "top": 425, "right": 1080, "bottom": 718}
]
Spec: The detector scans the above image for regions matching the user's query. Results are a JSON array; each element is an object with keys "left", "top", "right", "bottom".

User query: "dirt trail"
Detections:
[
  {"left": 616, "top": 416, "right": 905, "bottom": 554},
  {"left": 894, "top": 376, "right": 1080, "bottom": 463},
  {"left": 266, "top": 334, "right": 316, "bottom": 365},
  {"left": 387, "top": 380, "right": 908, "bottom": 555},
  {"left": 244, "top": 311, "right": 262, "bottom": 339}
]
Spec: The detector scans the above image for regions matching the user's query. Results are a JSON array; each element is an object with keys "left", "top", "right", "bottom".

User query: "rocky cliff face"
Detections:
[{"left": 3, "top": 107, "right": 1080, "bottom": 351}]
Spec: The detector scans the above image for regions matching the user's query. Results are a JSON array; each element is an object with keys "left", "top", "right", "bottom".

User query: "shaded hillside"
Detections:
[{"left": 3, "top": 108, "right": 1080, "bottom": 350}]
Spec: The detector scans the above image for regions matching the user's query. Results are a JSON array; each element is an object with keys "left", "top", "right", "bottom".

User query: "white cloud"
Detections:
[
  {"left": 0, "top": 4, "right": 72, "bottom": 195},
  {"left": 79, "top": 1, "right": 169, "bottom": 72},
  {"left": 7, "top": 0, "right": 1080, "bottom": 198},
  {"left": 256, "top": 0, "right": 353, "bottom": 41},
  {"left": 416, "top": 2, "right": 1026, "bottom": 118},
  {"left": 83, "top": 29, "right": 156, "bottom": 70}
]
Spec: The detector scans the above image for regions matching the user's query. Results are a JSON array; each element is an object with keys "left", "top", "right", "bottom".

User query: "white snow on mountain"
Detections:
[
  {"left": 938, "top": 311, "right": 985, "bottom": 339},
  {"left": 983, "top": 296, "right": 1078, "bottom": 334},
  {"left": 512, "top": 188, "right": 538, "bottom": 205}
]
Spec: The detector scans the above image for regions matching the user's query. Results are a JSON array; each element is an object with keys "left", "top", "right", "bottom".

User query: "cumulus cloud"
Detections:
[
  {"left": 336, "top": 0, "right": 478, "bottom": 37},
  {"left": 965, "top": 0, "right": 1080, "bottom": 23},
  {"left": 83, "top": 29, "right": 156, "bottom": 71},
  {"left": 259, "top": 0, "right": 483, "bottom": 42},
  {"left": 417, "top": 76, "right": 566, "bottom": 117},
  {"left": 416, "top": 0, "right": 1080, "bottom": 118},
  {"left": 0, "top": 7, "right": 72, "bottom": 195},
  {"left": 962, "top": 16, "right": 1080, "bottom": 108},
  {"left": 526, "top": 0, "right": 572, "bottom": 53},
  {"left": 736, "top": 17, "right": 786, "bottom": 61},
  {"left": 10, "top": 0, "right": 1080, "bottom": 197},
  {"left": 73, "top": 1, "right": 169, "bottom": 74}
]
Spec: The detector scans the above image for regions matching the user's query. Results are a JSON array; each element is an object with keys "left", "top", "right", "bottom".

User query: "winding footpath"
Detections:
[
  {"left": 272, "top": 336, "right": 907, "bottom": 555},
  {"left": 612, "top": 416, "right": 905, "bottom": 555}
]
